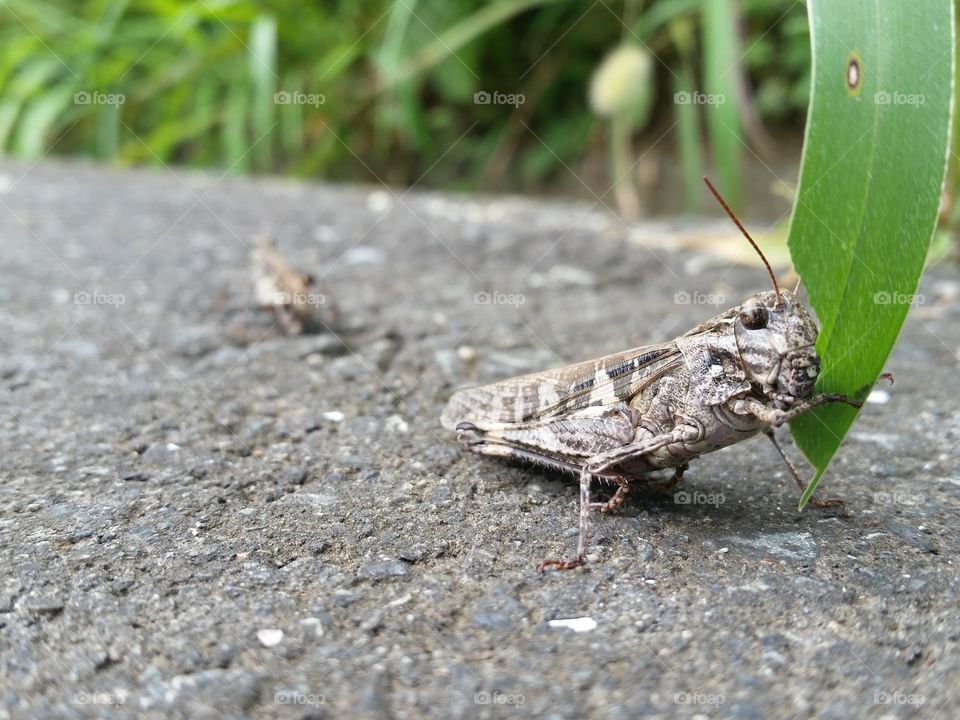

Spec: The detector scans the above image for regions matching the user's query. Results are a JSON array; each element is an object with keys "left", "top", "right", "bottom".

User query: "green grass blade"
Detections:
[
  {"left": 385, "top": 0, "right": 564, "bottom": 89},
  {"left": 248, "top": 13, "right": 277, "bottom": 171},
  {"left": 669, "top": 15, "right": 702, "bottom": 213},
  {"left": 787, "top": 0, "right": 954, "bottom": 509},
  {"left": 702, "top": 0, "right": 744, "bottom": 210},
  {"left": 12, "top": 83, "right": 77, "bottom": 157}
]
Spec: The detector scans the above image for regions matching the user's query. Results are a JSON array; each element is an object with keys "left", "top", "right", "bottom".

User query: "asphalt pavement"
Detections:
[{"left": 1, "top": 159, "right": 958, "bottom": 719}]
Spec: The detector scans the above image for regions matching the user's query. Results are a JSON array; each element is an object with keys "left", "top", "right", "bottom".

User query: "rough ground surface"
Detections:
[{"left": 1, "top": 160, "right": 958, "bottom": 720}]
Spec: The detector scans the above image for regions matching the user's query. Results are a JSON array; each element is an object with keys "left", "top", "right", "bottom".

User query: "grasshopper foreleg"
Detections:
[
  {"left": 764, "top": 430, "right": 844, "bottom": 509},
  {"left": 734, "top": 393, "right": 862, "bottom": 428}
]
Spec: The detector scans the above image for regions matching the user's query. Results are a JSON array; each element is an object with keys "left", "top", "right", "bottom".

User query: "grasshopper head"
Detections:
[
  {"left": 734, "top": 289, "right": 820, "bottom": 401},
  {"left": 700, "top": 177, "right": 820, "bottom": 402}
]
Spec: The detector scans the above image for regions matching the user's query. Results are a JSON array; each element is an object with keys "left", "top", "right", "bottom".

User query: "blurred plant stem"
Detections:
[{"left": 610, "top": 114, "right": 641, "bottom": 220}]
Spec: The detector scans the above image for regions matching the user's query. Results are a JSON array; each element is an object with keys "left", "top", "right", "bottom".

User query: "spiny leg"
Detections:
[
  {"left": 585, "top": 424, "right": 699, "bottom": 475},
  {"left": 592, "top": 476, "right": 629, "bottom": 513},
  {"left": 765, "top": 430, "right": 843, "bottom": 509},
  {"left": 538, "top": 466, "right": 592, "bottom": 572},
  {"left": 538, "top": 427, "right": 697, "bottom": 571}
]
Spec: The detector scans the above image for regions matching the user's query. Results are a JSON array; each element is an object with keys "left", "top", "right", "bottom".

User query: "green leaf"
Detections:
[{"left": 787, "top": 0, "right": 953, "bottom": 509}]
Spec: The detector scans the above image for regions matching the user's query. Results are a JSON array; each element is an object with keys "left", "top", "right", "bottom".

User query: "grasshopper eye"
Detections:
[{"left": 739, "top": 303, "right": 768, "bottom": 330}]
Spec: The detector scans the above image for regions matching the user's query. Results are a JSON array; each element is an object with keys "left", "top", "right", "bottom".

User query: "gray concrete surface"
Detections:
[{"left": 0, "top": 159, "right": 958, "bottom": 719}]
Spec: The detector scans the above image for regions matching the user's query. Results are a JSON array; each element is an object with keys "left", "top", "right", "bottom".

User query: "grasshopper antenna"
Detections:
[{"left": 703, "top": 176, "right": 782, "bottom": 307}]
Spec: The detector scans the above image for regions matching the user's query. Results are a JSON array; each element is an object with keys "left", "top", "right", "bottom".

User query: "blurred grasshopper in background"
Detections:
[{"left": 251, "top": 236, "right": 336, "bottom": 335}]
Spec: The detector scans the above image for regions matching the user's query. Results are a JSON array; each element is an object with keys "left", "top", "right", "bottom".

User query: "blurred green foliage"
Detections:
[{"left": 0, "top": 0, "right": 812, "bottom": 202}]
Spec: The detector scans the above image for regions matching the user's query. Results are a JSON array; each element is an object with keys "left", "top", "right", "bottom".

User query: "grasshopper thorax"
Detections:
[{"left": 734, "top": 289, "right": 820, "bottom": 402}]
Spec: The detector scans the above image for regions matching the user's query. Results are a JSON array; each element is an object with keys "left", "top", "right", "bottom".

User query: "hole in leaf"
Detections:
[{"left": 846, "top": 52, "right": 862, "bottom": 95}]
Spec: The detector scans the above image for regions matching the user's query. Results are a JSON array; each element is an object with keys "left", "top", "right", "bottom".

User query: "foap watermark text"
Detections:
[{"left": 474, "top": 291, "right": 525, "bottom": 308}]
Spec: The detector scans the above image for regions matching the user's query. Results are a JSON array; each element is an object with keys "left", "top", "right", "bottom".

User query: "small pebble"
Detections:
[
  {"left": 548, "top": 617, "right": 597, "bottom": 633},
  {"left": 257, "top": 628, "right": 284, "bottom": 648},
  {"left": 384, "top": 415, "right": 409, "bottom": 434},
  {"left": 343, "top": 246, "right": 385, "bottom": 265}
]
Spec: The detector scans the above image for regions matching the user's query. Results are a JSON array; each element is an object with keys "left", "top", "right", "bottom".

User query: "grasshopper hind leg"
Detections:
[
  {"left": 455, "top": 421, "right": 629, "bottom": 571},
  {"left": 454, "top": 421, "right": 585, "bottom": 475},
  {"left": 537, "top": 466, "right": 593, "bottom": 572},
  {"left": 453, "top": 404, "right": 639, "bottom": 477}
]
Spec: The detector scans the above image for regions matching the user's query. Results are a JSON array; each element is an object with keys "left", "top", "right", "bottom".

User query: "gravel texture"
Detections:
[{"left": 1, "top": 159, "right": 958, "bottom": 719}]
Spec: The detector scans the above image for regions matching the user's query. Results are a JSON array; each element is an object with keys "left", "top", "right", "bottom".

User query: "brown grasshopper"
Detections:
[
  {"left": 441, "top": 178, "right": 865, "bottom": 571},
  {"left": 251, "top": 236, "right": 336, "bottom": 335}
]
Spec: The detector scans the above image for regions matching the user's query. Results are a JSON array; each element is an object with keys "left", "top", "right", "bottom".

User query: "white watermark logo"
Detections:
[
  {"left": 75, "top": 691, "right": 127, "bottom": 706},
  {"left": 274, "top": 690, "right": 326, "bottom": 707},
  {"left": 474, "top": 90, "right": 525, "bottom": 108},
  {"left": 674, "top": 291, "right": 725, "bottom": 306},
  {"left": 873, "top": 291, "right": 924, "bottom": 305},
  {"left": 74, "top": 90, "right": 125, "bottom": 106},
  {"left": 272, "top": 291, "right": 326, "bottom": 306},
  {"left": 674, "top": 490, "right": 725, "bottom": 507},
  {"left": 874, "top": 91, "right": 925, "bottom": 107},
  {"left": 873, "top": 491, "right": 926, "bottom": 506},
  {"left": 475, "top": 691, "right": 525, "bottom": 706},
  {"left": 474, "top": 291, "right": 525, "bottom": 308},
  {"left": 74, "top": 290, "right": 125, "bottom": 307},
  {"left": 274, "top": 90, "right": 325, "bottom": 107},
  {"left": 674, "top": 692, "right": 725, "bottom": 709},
  {"left": 673, "top": 91, "right": 726, "bottom": 106},
  {"left": 874, "top": 691, "right": 925, "bottom": 706}
]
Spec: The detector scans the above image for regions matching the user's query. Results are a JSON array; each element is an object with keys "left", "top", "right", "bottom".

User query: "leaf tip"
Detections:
[{"left": 798, "top": 467, "right": 827, "bottom": 511}]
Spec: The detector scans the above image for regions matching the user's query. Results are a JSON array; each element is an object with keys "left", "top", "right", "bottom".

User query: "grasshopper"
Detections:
[
  {"left": 251, "top": 236, "right": 336, "bottom": 335},
  {"left": 441, "top": 178, "right": 866, "bottom": 571}
]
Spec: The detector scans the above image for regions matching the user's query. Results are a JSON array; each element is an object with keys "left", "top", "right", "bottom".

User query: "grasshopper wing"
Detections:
[{"left": 441, "top": 342, "right": 682, "bottom": 431}]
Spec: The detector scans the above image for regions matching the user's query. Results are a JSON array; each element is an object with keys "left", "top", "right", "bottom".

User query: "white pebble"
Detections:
[
  {"left": 342, "top": 246, "right": 385, "bottom": 265},
  {"left": 322, "top": 411, "right": 345, "bottom": 422},
  {"left": 548, "top": 617, "right": 597, "bottom": 633},
  {"left": 385, "top": 415, "right": 409, "bottom": 434},
  {"left": 257, "top": 628, "right": 284, "bottom": 647}
]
